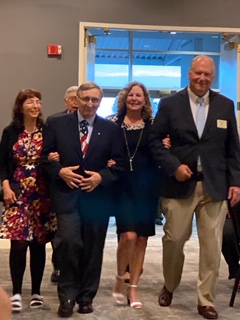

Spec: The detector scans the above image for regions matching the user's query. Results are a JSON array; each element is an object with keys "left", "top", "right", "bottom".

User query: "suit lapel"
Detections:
[
  {"left": 83, "top": 115, "right": 102, "bottom": 162},
  {"left": 179, "top": 89, "right": 199, "bottom": 138},
  {"left": 201, "top": 90, "right": 218, "bottom": 138},
  {"left": 67, "top": 112, "right": 82, "bottom": 158},
  {"left": 179, "top": 88, "right": 218, "bottom": 140}
]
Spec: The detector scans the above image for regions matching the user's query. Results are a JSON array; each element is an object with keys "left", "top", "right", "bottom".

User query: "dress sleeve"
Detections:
[{"left": 0, "top": 127, "right": 12, "bottom": 182}]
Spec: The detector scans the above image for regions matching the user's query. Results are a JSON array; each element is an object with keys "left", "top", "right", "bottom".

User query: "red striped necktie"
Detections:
[{"left": 80, "top": 119, "right": 89, "bottom": 157}]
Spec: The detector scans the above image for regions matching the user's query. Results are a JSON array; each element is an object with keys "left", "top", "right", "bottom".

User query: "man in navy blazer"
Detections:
[
  {"left": 150, "top": 56, "right": 240, "bottom": 319},
  {"left": 41, "top": 82, "right": 124, "bottom": 318},
  {"left": 48, "top": 85, "right": 79, "bottom": 284}
]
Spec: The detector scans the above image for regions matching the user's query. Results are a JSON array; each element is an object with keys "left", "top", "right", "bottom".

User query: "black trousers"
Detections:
[
  {"left": 54, "top": 197, "right": 109, "bottom": 303},
  {"left": 10, "top": 239, "right": 46, "bottom": 295},
  {"left": 51, "top": 239, "right": 60, "bottom": 270},
  {"left": 222, "top": 216, "right": 239, "bottom": 279}
]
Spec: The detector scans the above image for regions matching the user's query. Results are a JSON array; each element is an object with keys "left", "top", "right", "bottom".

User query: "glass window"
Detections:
[
  {"left": 88, "top": 29, "right": 221, "bottom": 94},
  {"left": 92, "top": 29, "right": 129, "bottom": 50},
  {"left": 97, "top": 96, "right": 161, "bottom": 118},
  {"left": 132, "top": 65, "right": 181, "bottom": 90},
  {"left": 94, "top": 63, "right": 129, "bottom": 88},
  {"left": 98, "top": 97, "right": 118, "bottom": 117}
]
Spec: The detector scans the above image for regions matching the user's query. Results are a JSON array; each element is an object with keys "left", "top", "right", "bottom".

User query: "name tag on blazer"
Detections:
[{"left": 217, "top": 119, "right": 227, "bottom": 129}]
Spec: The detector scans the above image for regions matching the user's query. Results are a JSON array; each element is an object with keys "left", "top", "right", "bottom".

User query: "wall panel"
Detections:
[{"left": 0, "top": 0, "right": 239, "bottom": 130}]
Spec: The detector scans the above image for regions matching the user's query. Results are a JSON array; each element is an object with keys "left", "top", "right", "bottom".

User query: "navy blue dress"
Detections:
[{"left": 108, "top": 114, "right": 160, "bottom": 237}]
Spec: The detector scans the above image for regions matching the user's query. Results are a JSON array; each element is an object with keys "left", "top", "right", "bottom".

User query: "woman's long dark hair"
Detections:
[{"left": 11, "top": 88, "right": 44, "bottom": 130}]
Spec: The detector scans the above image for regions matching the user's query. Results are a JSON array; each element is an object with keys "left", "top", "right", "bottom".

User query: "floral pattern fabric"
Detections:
[{"left": 0, "top": 128, "right": 56, "bottom": 244}]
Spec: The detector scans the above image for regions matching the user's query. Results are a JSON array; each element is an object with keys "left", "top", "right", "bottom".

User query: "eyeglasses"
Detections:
[
  {"left": 25, "top": 100, "right": 42, "bottom": 106},
  {"left": 66, "top": 96, "right": 77, "bottom": 102},
  {"left": 77, "top": 96, "right": 100, "bottom": 104}
]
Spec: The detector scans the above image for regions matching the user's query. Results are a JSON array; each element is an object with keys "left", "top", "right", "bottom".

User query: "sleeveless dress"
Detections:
[{"left": 0, "top": 128, "right": 56, "bottom": 244}]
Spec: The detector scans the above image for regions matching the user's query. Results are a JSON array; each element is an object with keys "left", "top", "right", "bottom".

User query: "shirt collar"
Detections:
[
  {"left": 77, "top": 110, "right": 95, "bottom": 126},
  {"left": 188, "top": 87, "right": 209, "bottom": 104}
]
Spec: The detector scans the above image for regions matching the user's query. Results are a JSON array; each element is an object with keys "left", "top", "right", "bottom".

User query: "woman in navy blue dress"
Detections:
[{"left": 109, "top": 82, "right": 163, "bottom": 308}]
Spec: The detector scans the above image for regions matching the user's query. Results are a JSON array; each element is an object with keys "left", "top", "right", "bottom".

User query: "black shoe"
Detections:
[
  {"left": 51, "top": 269, "right": 60, "bottom": 283},
  {"left": 77, "top": 301, "right": 93, "bottom": 314},
  {"left": 58, "top": 300, "right": 75, "bottom": 318}
]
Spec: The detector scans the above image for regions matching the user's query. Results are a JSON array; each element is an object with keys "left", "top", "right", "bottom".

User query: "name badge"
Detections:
[{"left": 217, "top": 119, "right": 227, "bottom": 129}]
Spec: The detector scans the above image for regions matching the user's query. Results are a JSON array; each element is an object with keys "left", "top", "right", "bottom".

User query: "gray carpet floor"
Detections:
[{"left": 0, "top": 217, "right": 240, "bottom": 319}]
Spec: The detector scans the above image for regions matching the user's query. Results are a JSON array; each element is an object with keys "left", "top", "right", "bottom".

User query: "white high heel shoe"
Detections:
[
  {"left": 112, "top": 273, "right": 126, "bottom": 305},
  {"left": 127, "top": 284, "right": 142, "bottom": 309}
]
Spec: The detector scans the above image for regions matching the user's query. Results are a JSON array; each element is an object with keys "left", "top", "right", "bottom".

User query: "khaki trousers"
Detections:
[{"left": 161, "top": 181, "right": 227, "bottom": 306}]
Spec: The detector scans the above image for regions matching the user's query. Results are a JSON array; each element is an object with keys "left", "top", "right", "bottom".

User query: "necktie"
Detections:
[
  {"left": 196, "top": 97, "right": 205, "bottom": 138},
  {"left": 80, "top": 119, "right": 89, "bottom": 157}
]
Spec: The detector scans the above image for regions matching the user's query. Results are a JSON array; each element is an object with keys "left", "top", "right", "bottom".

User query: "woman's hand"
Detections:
[
  {"left": 48, "top": 152, "right": 60, "bottom": 162},
  {"left": 162, "top": 135, "right": 171, "bottom": 149},
  {"left": 2, "top": 181, "right": 17, "bottom": 204},
  {"left": 107, "top": 159, "right": 116, "bottom": 167}
]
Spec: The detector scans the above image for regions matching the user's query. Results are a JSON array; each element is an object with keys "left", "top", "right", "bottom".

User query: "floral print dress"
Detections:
[{"left": 0, "top": 128, "right": 56, "bottom": 244}]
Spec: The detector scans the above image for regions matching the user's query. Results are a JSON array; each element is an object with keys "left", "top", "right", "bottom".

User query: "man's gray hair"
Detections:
[
  {"left": 77, "top": 82, "right": 103, "bottom": 98},
  {"left": 64, "top": 86, "right": 79, "bottom": 99}
]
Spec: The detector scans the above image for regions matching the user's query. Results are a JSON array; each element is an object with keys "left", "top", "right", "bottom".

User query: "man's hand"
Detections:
[
  {"left": 79, "top": 170, "right": 102, "bottom": 192},
  {"left": 59, "top": 166, "right": 83, "bottom": 189},
  {"left": 228, "top": 186, "right": 240, "bottom": 207},
  {"left": 174, "top": 164, "right": 193, "bottom": 182}
]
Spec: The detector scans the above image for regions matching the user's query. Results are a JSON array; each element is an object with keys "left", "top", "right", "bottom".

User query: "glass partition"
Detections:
[{"left": 88, "top": 28, "right": 221, "bottom": 117}]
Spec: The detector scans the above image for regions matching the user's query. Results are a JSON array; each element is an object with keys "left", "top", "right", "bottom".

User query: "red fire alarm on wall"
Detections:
[{"left": 47, "top": 44, "right": 62, "bottom": 56}]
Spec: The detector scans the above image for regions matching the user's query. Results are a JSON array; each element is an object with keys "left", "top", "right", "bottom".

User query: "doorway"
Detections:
[{"left": 79, "top": 22, "right": 240, "bottom": 120}]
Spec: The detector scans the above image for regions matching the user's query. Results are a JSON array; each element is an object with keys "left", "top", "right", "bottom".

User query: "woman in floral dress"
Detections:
[{"left": 0, "top": 89, "right": 56, "bottom": 312}]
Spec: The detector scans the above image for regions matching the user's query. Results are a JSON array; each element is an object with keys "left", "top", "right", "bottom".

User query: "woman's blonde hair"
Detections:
[{"left": 117, "top": 82, "right": 153, "bottom": 120}]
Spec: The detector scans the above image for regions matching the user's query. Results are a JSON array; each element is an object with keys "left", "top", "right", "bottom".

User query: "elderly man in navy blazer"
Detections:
[
  {"left": 41, "top": 82, "right": 124, "bottom": 318},
  {"left": 49, "top": 85, "right": 79, "bottom": 284},
  {"left": 150, "top": 55, "right": 240, "bottom": 320}
]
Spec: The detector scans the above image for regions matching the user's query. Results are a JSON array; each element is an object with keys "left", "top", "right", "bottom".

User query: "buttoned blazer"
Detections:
[
  {"left": 150, "top": 87, "right": 240, "bottom": 200},
  {"left": 41, "top": 111, "right": 124, "bottom": 213}
]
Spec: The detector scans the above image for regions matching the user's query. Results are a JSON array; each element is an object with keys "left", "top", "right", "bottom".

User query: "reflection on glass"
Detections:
[
  {"left": 98, "top": 97, "right": 117, "bottom": 117},
  {"left": 95, "top": 64, "right": 129, "bottom": 88},
  {"left": 90, "top": 29, "right": 129, "bottom": 50},
  {"left": 132, "top": 65, "right": 181, "bottom": 89},
  {"left": 89, "top": 29, "right": 220, "bottom": 92}
]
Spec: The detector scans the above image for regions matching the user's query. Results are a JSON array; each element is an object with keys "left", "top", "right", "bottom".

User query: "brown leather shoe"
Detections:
[
  {"left": 197, "top": 305, "right": 218, "bottom": 319},
  {"left": 158, "top": 286, "right": 173, "bottom": 307}
]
